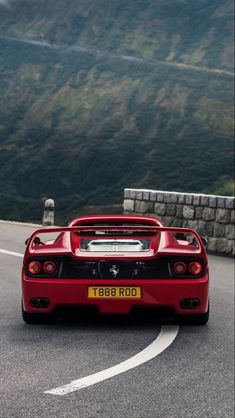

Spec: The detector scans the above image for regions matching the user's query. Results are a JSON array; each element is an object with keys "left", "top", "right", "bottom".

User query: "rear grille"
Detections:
[{"left": 60, "top": 257, "right": 171, "bottom": 279}]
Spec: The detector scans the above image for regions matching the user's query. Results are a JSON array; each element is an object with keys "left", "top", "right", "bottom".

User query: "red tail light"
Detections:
[
  {"left": 188, "top": 261, "right": 202, "bottom": 275},
  {"left": 28, "top": 261, "right": 41, "bottom": 275},
  {"left": 43, "top": 261, "right": 57, "bottom": 275},
  {"left": 172, "top": 261, "right": 187, "bottom": 275}
]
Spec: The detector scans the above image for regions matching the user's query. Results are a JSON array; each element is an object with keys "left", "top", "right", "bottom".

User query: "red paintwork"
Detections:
[{"left": 22, "top": 215, "right": 209, "bottom": 315}]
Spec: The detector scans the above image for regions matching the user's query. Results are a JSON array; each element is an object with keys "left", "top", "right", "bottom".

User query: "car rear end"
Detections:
[{"left": 21, "top": 216, "right": 209, "bottom": 323}]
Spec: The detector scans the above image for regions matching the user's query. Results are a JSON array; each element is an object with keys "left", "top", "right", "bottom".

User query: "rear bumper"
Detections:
[{"left": 22, "top": 269, "right": 209, "bottom": 315}]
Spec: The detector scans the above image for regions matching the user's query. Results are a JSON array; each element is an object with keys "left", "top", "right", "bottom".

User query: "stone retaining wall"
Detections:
[{"left": 123, "top": 189, "right": 235, "bottom": 256}]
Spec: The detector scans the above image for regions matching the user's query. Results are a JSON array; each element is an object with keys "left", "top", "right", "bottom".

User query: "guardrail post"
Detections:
[{"left": 42, "top": 199, "right": 55, "bottom": 226}]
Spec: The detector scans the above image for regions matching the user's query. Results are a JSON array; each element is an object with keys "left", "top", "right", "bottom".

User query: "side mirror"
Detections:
[
  {"left": 25, "top": 237, "right": 42, "bottom": 246},
  {"left": 201, "top": 236, "right": 208, "bottom": 248},
  {"left": 33, "top": 237, "right": 41, "bottom": 245}
]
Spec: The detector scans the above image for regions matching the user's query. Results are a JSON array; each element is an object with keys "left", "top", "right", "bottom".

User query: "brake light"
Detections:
[
  {"left": 188, "top": 261, "right": 202, "bottom": 275},
  {"left": 43, "top": 261, "right": 57, "bottom": 275},
  {"left": 172, "top": 261, "right": 187, "bottom": 275},
  {"left": 28, "top": 261, "right": 41, "bottom": 275}
]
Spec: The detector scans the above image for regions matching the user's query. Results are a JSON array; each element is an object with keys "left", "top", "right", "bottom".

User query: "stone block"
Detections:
[
  {"left": 201, "top": 195, "right": 209, "bottom": 206},
  {"left": 209, "top": 196, "right": 217, "bottom": 208},
  {"left": 193, "top": 195, "right": 200, "bottom": 206},
  {"left": 207, "top": 238, "right": 217, "bottom": 252},
  {"left": 176, "top": 205, "right": 183, "bottom": 219},
  {"left": 214, "top": 223, "right": 225, "bottom": 238},
  {"left": 130, "top": 190, "right": 136, "bottom": 199},
  {"left": 206, "top": 222, "right": 214, "bottom": 237},
  {"left": 124, "top": 189, "right": 131, "bottom": 199},
  {"left": 225, "top": 197, "right": 235, "bottom": 209},
  {"left": 154, "top": 203, "right": 166, "bottom": 216},
  {"left": 217, "top": 197, "right": 225, "bottom": 208},
  {"left": 187, "top": 220, "right": 198, "bottom": 230},
  {"left": 162, "top": 216, "right": 173, "bottom": 226},
  {"left": 185, "top": 194, "right": 193, "bottom": 205},
  {"left": 164, "top": 193, "right": 171, "bottom": 203},
  {"left": 231, "top": 210, "right": 235, "bottom": 224},
  {"left": 225, "top": 240, "right": 235, "bottom": 256},
  {"left": 150, "top": 192, "right": 157, "bottom": 202},
  {"left": 170, "top": 193, "right": 178, "bottom": 203},
  {"left": 136, "top": 191, "right": 143, "bottom": 200},
  {"left": 123, "top": 199, "right": 135, "bottom": 212},
  {"left": 172, "top": 219, "right": 183, "bottom": 227},
  {"left": 197, "top": 221, "right": 207, "bottom": 235},
  {"left": 202, "top": 207, "right": 215, "bottom": 221},
  {"left": 215, "top": 209, "right": 230, "bottom": 224},
  {"left": 148, "top": 202, "right": 154, "bottom": 213},
  {"left": 143, "top": 191, "right": 150, "bottom": 201},
  {"left": 166, "top": 204, "right": 176, "bottom": 216},
  {"left": 183, "top": 206, "right": 194, "bottom": 220},
  {"left": 156, "top": 193, "right": 164, "bottom": 203},
  {"left": 182, "top": 220, "right": 188, "bottom": 228},
  {"left": 216, "top": 239, "right": 227, "bottom": 254},
  {"left": 135, "top": 200, "right": 148, "bottom": 213},
  {"left": 195, "top": 207, "right": 204, "bottom": 219},
  {"left": 225, "top": 225, "right": 235, "bottom": 240},
  {"left": 178, "top": 194, "right": 185, "bottom": 204}
]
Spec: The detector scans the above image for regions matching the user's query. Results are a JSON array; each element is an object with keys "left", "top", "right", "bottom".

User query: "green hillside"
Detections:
[
  {"left": 0, "top": 0, "right": 234, "bottom": 224},
  {"left": 1, "top": 0, "right": 234, "bottom": 71}
]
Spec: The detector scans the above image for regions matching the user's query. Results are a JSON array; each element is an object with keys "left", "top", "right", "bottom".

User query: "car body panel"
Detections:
[{"left": 21, "top": 215, "right": 209, "bottom": 318}]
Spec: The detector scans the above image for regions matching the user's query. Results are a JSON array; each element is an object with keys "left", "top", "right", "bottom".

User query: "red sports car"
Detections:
[{"left": 22, "top": 215, "right": 209, "bottom": 324}]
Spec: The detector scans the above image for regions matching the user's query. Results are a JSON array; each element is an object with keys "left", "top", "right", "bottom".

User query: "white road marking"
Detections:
[
  {"left": 45, "top": 325, "right": 179, "bottom": 396},
  {"left": 0, "top": 248, "right": 23, "bottom": 257},
  {"left": 0, "top": 219, "right": 42, "bottom": 227}
]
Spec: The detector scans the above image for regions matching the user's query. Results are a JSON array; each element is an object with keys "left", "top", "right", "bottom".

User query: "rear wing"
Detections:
[{"left": 25, "top": 226, "right": 207, "bottom": 263}]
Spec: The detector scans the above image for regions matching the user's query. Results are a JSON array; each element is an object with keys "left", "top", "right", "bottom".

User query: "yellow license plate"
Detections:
[{"left": 88, "top": 286, "right": 141, "bottom": 299}]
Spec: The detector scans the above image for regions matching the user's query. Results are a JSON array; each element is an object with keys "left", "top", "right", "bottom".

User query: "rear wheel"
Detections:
[
  {"left": 22, "top": 303, "right": 53, "bottom": 324},
  {"left": 178, "top": 302, "right": 210, "bottom": 325}
]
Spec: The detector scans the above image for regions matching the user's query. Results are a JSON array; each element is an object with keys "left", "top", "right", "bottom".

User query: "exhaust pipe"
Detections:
[
  {"left": 191, "top": 299, "right": 200, "bottom": 309},
  {"left": 180, "top": 299, "right": 200, "bottom": 309},
  {"left": 31, "top": 298, "right": 50, "bottom": 308}
]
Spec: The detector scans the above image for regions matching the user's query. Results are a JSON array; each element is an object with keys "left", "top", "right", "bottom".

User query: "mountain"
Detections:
[{"left": 0, "top": 0, "right": 234, "bottom": 224}]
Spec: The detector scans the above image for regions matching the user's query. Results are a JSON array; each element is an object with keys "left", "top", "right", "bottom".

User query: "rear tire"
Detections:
[
  {"left": 22, "top": 303, "right": 53, "bottom": 324},
  {"left": 178, "top": 302, "right": 210, "bottom": 325}
]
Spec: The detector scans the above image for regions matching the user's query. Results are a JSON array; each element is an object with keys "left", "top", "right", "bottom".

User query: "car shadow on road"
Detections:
[{"left": 45, "top": 306, "right": 177, "bottom": 330}]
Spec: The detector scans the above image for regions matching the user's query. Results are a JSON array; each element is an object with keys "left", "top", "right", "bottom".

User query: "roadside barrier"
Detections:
[
  {"left": 42, "top": 199, "right": 55, "bottom": 226},
  {"left": 124, "top": 189, "right": 235, "bottom": 256}
]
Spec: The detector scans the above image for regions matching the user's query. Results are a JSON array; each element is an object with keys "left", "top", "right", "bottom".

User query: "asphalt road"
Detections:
[{"left": 0, "top": 222, "right": 234, "bottom": 418}]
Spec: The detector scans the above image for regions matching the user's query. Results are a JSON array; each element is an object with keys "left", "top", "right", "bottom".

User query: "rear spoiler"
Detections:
[{"left": 25, "top": 226, "right": 207, "bottom": 261}]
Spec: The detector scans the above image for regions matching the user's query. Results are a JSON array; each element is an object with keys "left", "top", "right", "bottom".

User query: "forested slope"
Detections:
[{"left": 0, "top": 0, "right": 234, "bottom": 223}]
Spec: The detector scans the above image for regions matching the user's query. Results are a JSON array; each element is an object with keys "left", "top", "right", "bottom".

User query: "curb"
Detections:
[{"left": 0, "top": 220, "right": 42, "bottom": 227}]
